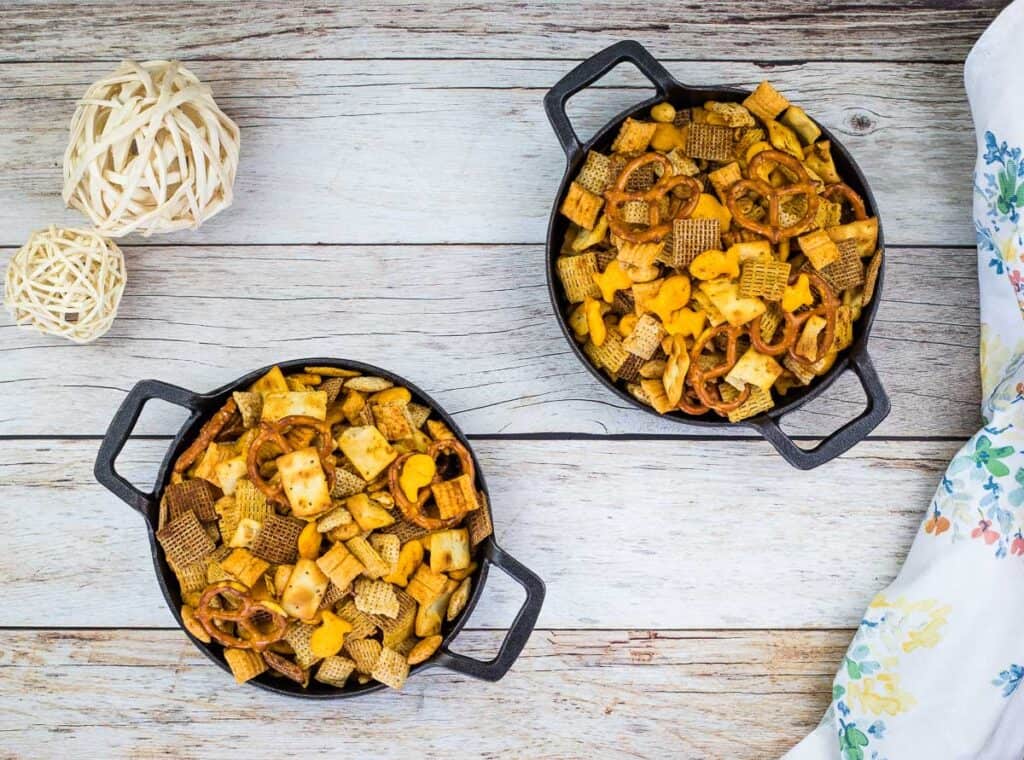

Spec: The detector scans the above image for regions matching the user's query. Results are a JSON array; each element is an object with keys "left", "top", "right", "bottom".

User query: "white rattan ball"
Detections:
[
  {"left": 4, "top": 226, "right": 126, "bottom": 344},
  {"left": 62, "top": 60, "right": 240, "bottom": 237}
]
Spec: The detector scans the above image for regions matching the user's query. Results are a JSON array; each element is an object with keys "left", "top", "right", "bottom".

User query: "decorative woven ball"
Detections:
[
  {"left": 3, "top": 226, "right": 126, "bottom": 344},
  {"left": 62, "top": 60, "right": 241, "bottom": 237}
]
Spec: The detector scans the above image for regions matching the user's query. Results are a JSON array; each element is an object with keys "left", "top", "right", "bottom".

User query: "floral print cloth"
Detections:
[{"left": 786, "top": 3, "right": 1024, "bottom": 758}]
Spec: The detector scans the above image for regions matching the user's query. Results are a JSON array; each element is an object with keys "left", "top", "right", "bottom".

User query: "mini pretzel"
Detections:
[
  {"left": 726, "top": 150, "right": 820, "bottom": 243},
  {"left": 605, "top": 153, "right": 702, "bottom": 243},
  {"left": 174, "top": 397, "right": 238, "bottom": 474},
  {"left": 687, "top": 324, "right": 750, "bottom": 415},
  {"left": 263, "top": 649, "right": 307, "bottom": 684},
  {"left": 785, "top": 271, "right": 839, "bottom": 367},
  {"left": 676, "top": 384, "right": 710, "bottom": 416},
  {"left": 194, "top": 582, "right": 288, "bottom": 651},
  {"left": 823, "top": 182, "right": 867, "bottom": 221},
  {"left": 388, "top": 438, "right": 477, "bottom": 530},
  {"left": 245, "top": 415, "right": 336, "bottom": 504}
]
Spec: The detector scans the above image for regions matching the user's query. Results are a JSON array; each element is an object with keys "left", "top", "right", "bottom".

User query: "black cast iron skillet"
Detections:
[
  {"left": 544, "top": 40, "right": 890, "bottom": 470},
  {"left": 94, "top": 357, "right": 545, "bottom": 697}
]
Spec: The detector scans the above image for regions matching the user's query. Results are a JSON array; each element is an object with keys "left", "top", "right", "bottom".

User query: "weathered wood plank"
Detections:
[
  {"left": 0, "top": 627, "right": 846, "bottom": 759},
  {"left": 0, "top": 60, "right": 975, "bottom": 247},
  {"left": 0, "top": 438, "right": 957, "bottom": 628},
  {"left": 0, "top": 244, "right": 981, "bottom": 437},
  {"left": 0, "top": 1, "right": 1001, "bottom": 62}
]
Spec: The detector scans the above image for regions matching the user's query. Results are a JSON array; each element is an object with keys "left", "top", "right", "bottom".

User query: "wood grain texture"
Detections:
[
  {"left": 0, "top": 60, "right": 975, "bottom": 247},
  {"left": 0, "top": 628, "right": 848, "bottom": 759},
  {"left": 0, "top": 244, "right": 980, "bottom": 437},
  {"left": 0, "top": 1, "right": 1002, "bottom": 62},
  {"left": 0, "top": 437, "right": 958, "bottom": 628}
]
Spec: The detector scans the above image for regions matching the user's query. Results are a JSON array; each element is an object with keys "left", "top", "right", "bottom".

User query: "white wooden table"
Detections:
[{"left": 0, "top": 2, "right": 1003, "bottom": 756}]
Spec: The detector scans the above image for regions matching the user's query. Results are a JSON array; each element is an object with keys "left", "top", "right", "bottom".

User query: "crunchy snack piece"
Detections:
[
  {"left": 338, "top": 425, "right": 397, "bottom": 481},
  {"left": 576, "top": 150, "right": 613, "bottom": 194},
  {"left": 819, "top": 239, "right": 865, "bottom": 291},
  {"left": 611, "top": 117, "right": 657, "bottom": 153},
  {"left": 224, "top": 648, "right": 267, "bottom": 683},
  {"left": 261, "top": 391, "right": 328, "bottom": 422},
  {"left": 707, "top": 162, "right": 743, "bottom": 204},
  {"left": 467, "top": 493, "right": 494, "bottom": 548},
  {"left": 727, "top": 385, "right": 776, "bottom": 422},
  {"left": 337, "top": 599, "right": 378, "bottom": 641},
  {"left": 284, "top": 622, "right": 322, "bottom": 670},
  {"left": 235, "top": 479, "right": 273, "bottom": 523},
  {"left": 318, "top": 376, "right": 345, "bottom": 405},
  {"left": 583, "top": 330, "right": 631, "bottom": 375},
  {"left": 250, "top": 514, "right": 305, "bottom": 565},
  {"left": 372, "top": 401, "right": 415, "bottom": 441},
  {"left": 671, "top": 218, "right": 721, "bottom": 269},
  {"left": 164, "top": 478, "right": 221, "bottom": 523},
  {"left": 317, "top": 506, "right": 353, "bottom": 533},
  {"left": 369, "top": 533, "right": 401, "bottom": 570},
  {"left": 407, "top": 635, "right": 443, "bottom": 665},
  {"left": 281, "top": 558, "right": 329, "bottom": 620},
  {"left": 560, "top": 181, "right": 604, "bottom": 230},
  {"left": 372, "top": 646, "right": 410, "bottom": 690},
  {"left": 798, "top": 229, "right": 841, "bottom": 270},
  {"left": 743, "top": 81, "right": 789, "bottom": 122},
  {"left": 623, "top": 313, "right": 666, "bottom": 359},
  {"left": 330, "top": 468, "right": 367, "bottom": 499},
  {"left": 175, "top": 560, "right": 209, "bottom": 594},
  {"left": 406, "top": 402, "right": 431, "bottom": 429},
  {"left": 406, "top": 564, "right": 449, "bottom": 607},
  {"left": 315, "top": 655, "right": 357, "bottom": 688},
  {"left": 221, "top": 548, "right": 271, "bottom": 588},
  {"left": 316, "top": 542, "right": 365, "bottom": 590},
  {"left": 707, "top": 101, "right": 756, "bottom": 127},
  {"left": 371, "top": 589, "right": 418, "bottom": 649},
  {"left": 739, "top": 259, "right": 790, "bottom": 301},
  {"left": 428, "top": 529, "right": 471, "bottom": 573},
  {"left": 157, "top": 510, "right": 216, "bottom": 569},
  {"left": 431, "top": 474, "right": 480, "bottom": 521},
  {"left": 345, "top": 536, "right": 391, "bottom": 579},
  {"left": 380, "top": 519, "right": 431, "bottom": 544},
  {"left": 319, "top": 581, "right": 350, "bottom": 610},
  {"left": 354, "top": 578, "right": 400, "bottom": 618},
  {"left": 346, "top": 637, "right": 382, "bottom": 674},
  {"left": 344, "top": 376, "right": 394, "bottom": 393},
  {"left": 863, "top": 248, "right": 883, "bottom": 305},
  {"left": 685, "top": 123, "right": 734, "bottom": 162}
]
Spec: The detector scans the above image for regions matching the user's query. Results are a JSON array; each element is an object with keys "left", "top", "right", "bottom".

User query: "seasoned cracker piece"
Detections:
[
  {"left": 354, "top": 578, "right": 400, "bottom": 618},
  {"left": 560, "top": 181, "right": 604, "bottom": 230},
  {"left": 337, "top": 425, "right": 397, "bottom": 481},
  {"left": 344, "top": 376, "right": 394, "bottom": 393},
  {"left": 220, "top": 547, "right": 270, "bottom": 588},
  {"left": 371, "top": 401, "right": 415, "bottom": 441},
  {"left": 372, "top": 646, "right": 410, "bottom": 690},
  {"left": 623, "top": 314, "right": 666, "bottom": 359},
  {"left": 430, "top": 473, "right": 479, "bottom": 521},
  {"left": 739, "top": 259, "right": 791, "bottom": 301},
  {"left": 576, "top": 150, "right": 613, "bottom": 194},
  {"left": 798, "top": 229, "right": 841, "bottom": 270},
  {"left": 685, "top": 123, "right": 734, "bottom": 162},
  {"left": 611, "top": 117, "right": 657, "bottom": 153},
  {"left": 743, "top": 81, "right": 789, "bottom": 123},
  {"left": 557, "top": 252, "right": 602, "bottom": 303},
  {"left": 671, "top": 218, "right": 721, "bottom": 269},
  {"left": 315, "top": 655, "right": 357, "bottom": 688},
  {"left": 317, "top": 542, "right": 366, "bottom": 590},
  {"left": 156, "top": 510, "right": 216, "bottom": 570},
  {"left": 250, "top": 513, "right": 305, "bottom": 565}
]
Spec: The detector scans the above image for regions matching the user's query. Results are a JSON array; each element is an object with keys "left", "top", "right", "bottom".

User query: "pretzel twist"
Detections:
[
  {"left": 194, "top": 582, "right": 288, "bottom": 651},
  {"left": 726, "top": 150, "right": 819, "bottom": 243},
  {"left": 784, "top": 271, "right": 839, "bottom": 367},
  {"left": 174, "top": 398, "right": 238, "bottom": 474},
  {"left": 263, "top": 649, "right": 308, "bottom": 684},
  {"left": 245, "top": 415, "right": 336, "bottom": 504},
  {"left": 604, "top": 153, "right": 702, "bottom": 243},
  {"left": 823, "top": 182, "right": 867, "bottom": 221},
  {"left": 388, "top": 438, "right": 477, "bottom": 530},
  {"left": 687, "top": 324, "right": 750, "bottom": 414}
]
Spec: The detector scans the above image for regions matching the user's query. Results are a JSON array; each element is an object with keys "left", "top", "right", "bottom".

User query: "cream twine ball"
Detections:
[
  {"left": 4, "top": 226, "right": 126, "bottom": 344},
  {"left": 62, "top": 60, "right": 240, "bottom": 237}
]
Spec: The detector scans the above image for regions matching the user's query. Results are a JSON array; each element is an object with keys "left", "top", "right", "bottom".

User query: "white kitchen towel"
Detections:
[{"left": 786, "top": 2, "right": 1024, "bottom": 758}]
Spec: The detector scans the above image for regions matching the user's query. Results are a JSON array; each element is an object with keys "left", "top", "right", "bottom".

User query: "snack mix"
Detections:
[
  {"left": 157, "top": 365, "right": 492, "bottom": 689},
  {"left": 556, "top": 81, "right": 883, "bottom": 422}
]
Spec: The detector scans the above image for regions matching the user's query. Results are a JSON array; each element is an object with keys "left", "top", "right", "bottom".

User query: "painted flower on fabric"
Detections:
[
  {"left": 970, "top": 435, "right": 1015, "bottom": 477},
  {"left": 993, "top": 664, "right": 1024, "bottom": 697},
  {"left": 847, "top": 673, "right": 916, "bottom": 717}
]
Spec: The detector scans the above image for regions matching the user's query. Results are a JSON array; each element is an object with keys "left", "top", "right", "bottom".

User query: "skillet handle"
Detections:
[
  {"left": 434, "top": 543, "right": 545, "bottom": 682},
  {"left": 544, "top": 39, "right": 677, "bottom": 161},
  {"left": 94, "top": 379, "right": 202, "bottom": 519},
  {"left": 748, "top": 348, "right": 891, "bottom": 470}
]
